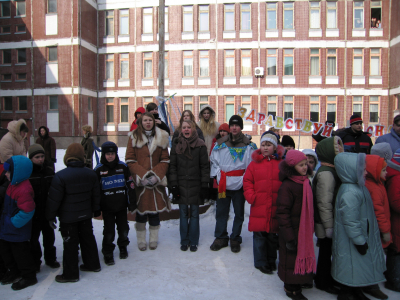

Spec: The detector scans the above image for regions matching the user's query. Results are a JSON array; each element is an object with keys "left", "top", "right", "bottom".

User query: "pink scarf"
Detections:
[{"left": 290, "top": 175, "right": 316, "bottom": 275}]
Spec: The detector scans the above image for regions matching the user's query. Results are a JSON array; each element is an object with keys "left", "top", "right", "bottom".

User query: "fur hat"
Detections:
[
  {"left": 302, "top": 149, "right": 318, "bottom": 165},
  {"left": 101, "top": 141, "right": 118, "bottom": 154},
  {"left": 260, "top": 132, "right": 278, "bottom": 148},
  {"left": 281, "top": 135, "right": 295, "bottom": 148},
  {"left": 218, "top": 123, "right": 230, "bottom": 133},
  {"left": 371, "top": 142, "right": 393, "bottom": 162},
  {"left": 285, "top": 150, "right": 307, "bottom": 167},
  {"left": 229, "top": 115, "right": 243, "bottom": 130},
  {"left": 350, "top": 114, "right": 363, "bottom": 125},
  {"left": 393, "top": 148, "right": 400, "bottom": 164},
  {"left": 28, "top": 144, "right": 45, "bottom": 159},
  {"left": 64, "top": 143, "right": 85, "bottom": 166}
]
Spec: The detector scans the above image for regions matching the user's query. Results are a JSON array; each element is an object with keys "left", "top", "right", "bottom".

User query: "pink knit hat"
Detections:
[{"left": 285, "top": 150, "right": 307, "bottom": 167}]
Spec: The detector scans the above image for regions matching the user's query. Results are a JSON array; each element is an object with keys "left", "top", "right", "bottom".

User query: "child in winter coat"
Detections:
[
  {"left": 0, "top": 163, "right": 8, "bottom": 281},
  {"left": 243, "top": 131, "right": 283, "bottom": 275},
  {"left": 28, "top": 144, "right": 60, "bottom": 273},
  {"left": 0, "top": 156, "right": 37, "bottom": 290},
  {"left": 301, "top": 149, "right": 318, "bottom": 184},
  {"left": 332, "top": 152, "right": 386, "bottom": 300},
  {"left": 94, "top": 141, "right": 136, "bottom": 265},
  {"left": 276, "top": 150, "right": 316, "bottom": 300}
]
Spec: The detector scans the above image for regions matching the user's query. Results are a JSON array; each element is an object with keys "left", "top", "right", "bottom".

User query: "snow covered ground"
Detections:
[{"left": 1, "top": 149, "right": 396, "bottom": 299}]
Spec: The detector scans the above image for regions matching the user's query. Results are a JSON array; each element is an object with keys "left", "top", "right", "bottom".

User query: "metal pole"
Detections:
[{"left": 158, "top": 0, "right": 165, "bottom": 99}]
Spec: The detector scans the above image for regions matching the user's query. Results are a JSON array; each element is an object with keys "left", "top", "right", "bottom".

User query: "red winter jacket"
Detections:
[
  {"left": 243, "top": 145, "right": 284, "bottom": 233},
  {"left": 365, "top": 155, "right": 392, "bottom": 248},
  {"left": 386, "top": 159, "right": 400, "bottom": 253}
]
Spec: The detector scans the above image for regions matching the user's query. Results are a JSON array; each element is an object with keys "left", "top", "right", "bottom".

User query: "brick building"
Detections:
[{"left": 0, "top": 0, "right": 399, "bottom": 148}]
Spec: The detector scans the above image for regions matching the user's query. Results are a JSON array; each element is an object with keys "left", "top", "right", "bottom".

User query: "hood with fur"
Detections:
[
  {"left": 7, "top": 119, "right": 26, "bottom": 142},
  {"left": 198, "top": 105, "right": 216, "bottom": 120}
]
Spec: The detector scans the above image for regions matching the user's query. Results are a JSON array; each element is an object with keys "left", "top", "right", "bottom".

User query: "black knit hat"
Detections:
[
  {"left": 350, "top": 114, "right": 363, "bottom": 125},
  {"left": 229, "top": 115, "right": 243, "bottom": 129},
  {"left": 28, "top": 144, "right": 45, "bottom": 159},
  {"left": 281, "top": 135, "right": 295, "bottom": 148},
  {"left": 101, "top": 141, "right": 118, "bottom": 154}
]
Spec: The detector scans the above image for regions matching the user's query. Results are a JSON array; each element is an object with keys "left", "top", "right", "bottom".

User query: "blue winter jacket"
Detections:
[{"left": 375, "top": 129, "right": 400, "bottom": 156}]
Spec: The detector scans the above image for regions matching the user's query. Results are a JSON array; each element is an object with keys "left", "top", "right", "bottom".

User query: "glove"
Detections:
[
  {"left": 354, "top": 242, "right": 368, "bottom": 255},
  {"left": 93, "top": 210, "right": 101, "bottom": 218},
  {"left": 382, "top": 232, "right": 391, "bottom": 243},
  {"left": 146, "top": 175, "right": 158, "bottom": 186},
  {"left": 286, "top": 240, "right": 297, "bottom": 251},
  {"left": 49, "top": 219, "right": 57, "bottom": 230},
  {"left": 200, "top": 186, "right": 209, "bottom": 201},
  {"left": 171, "top": 185, "right": 180, "bottom": 201},
  {"left": 325, "top": 228, "right": 333, "bottom": 239},
  {"left": 140, "top": 178, "right": 150, "bottom": 186}
]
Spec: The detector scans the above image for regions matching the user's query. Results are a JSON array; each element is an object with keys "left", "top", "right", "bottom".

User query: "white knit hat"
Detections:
[
  {"left": 302, "top": 149, "right": 318, "bottom": 165},
  {"left": 260, "top": 133, "right": 278, "bottom": 148}
]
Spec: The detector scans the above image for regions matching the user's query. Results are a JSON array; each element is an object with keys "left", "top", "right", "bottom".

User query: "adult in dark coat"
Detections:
[
  {"left": 169, "top": 120, "right": 210, "bottom": 251},
  {"left": 80, "top": 125, "right": 96, "bottom": 169},
  {"left": 46, "top": 143, "right": 101, "bottom": 283},
  {"left": 35, "top": 126, "right": 57, "bottom": 171}
]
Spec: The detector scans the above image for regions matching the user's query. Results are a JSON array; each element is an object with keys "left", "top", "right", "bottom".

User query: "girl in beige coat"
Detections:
[{"left": 0, "top": 119, "right": 28, "bottom": 163}]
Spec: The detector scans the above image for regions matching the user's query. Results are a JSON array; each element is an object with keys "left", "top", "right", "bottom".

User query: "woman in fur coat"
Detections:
[{"left": 125, "top": 112, "right": 170, "bottom": 251}]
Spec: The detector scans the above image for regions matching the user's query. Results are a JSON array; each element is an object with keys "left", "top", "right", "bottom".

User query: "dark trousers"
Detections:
[
  {"left": 214, "top": 189, "right": 246, "bottom": 243},
  {"left": 30, "top": 217, "right": 57, "bottom": 268},
  {"left": 179, "top": 204, "right": 200, "bottom": 246},
  {"left": 136, "top": 212, "right": 160, "bottom": 226},
  {"left": 0, "top": 239, "right": 36, "bottom": 280},
  {"left": 253, "top": 232, "right": 278, "bottom": 267},
  {"left": 284, "top": 283, "right": 301, "bottom": 292},
  {"left": 315, "top": 237, "right": 334, "bottom": 288},
  {"left": 385, "top": 245, "right": 400, "bottom": 290},
  {"left": 102, "top": 209, "right": 130, "bottom": 256},
  {"left": 59, "top": 219, "right": 100, "bottom": 279}
]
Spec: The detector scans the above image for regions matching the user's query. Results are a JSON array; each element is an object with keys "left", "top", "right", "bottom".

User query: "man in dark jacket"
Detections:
[
  {"left": 28, "top": 144, "right": 60, "bottom": 273},
  {"left": 35, "top": 126, "right": 57, "bottom": 171},
  {"left": 46, "top": 143, "right": 101, "bottom": 283},
  {"left": 335, "top": 114, "right": 373, "bottom": 154},
  {"left": 94, "top": 141, "right": 136, "bottom": 266}
]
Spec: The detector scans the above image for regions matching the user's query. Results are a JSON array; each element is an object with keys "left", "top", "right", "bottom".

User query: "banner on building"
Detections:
[{"left": 237, "top": 106, "right": 391, "bottom": 138}]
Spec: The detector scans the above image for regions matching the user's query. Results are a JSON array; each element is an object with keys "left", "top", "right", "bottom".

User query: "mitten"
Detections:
[
  {"left": 140, "top": 178, "right": 150, "bottom": 186},
  {"left": 325, "top": 228, "right": 333, "bottom": 239},
  {"left": 171, "top": 186, "right": 180, "bottom": 200},
  {"left": 354, "top": 242, "right": 368, "bottom": 255},
  {"left": 146, "top": 175, "right": 158, "bottom": 186},
  {"left": 200, "top": 186, "right": 209, "bottom": 201},
  {"left": 93, "top": 210, "right": 101, "bottom": 218},
  {"left": 49, "top": 219, "right": 57, "bottom": 230},
  {"left": 286, "top": 240, "right": 297, "bottom": 251},
  {"left": 382, "top": 232, "right": 391, "bottom": 243}
]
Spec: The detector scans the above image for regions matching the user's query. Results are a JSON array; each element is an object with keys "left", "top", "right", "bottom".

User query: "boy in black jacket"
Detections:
[
  {"left": 28, "top": 144, "right": 60, "bottom": 273},
  {"left": 94, "top": 141, "right": 136, "bottom": 266}
]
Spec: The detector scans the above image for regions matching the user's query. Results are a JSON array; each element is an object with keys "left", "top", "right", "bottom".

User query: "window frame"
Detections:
[
  {"left": 106, "top": 98, "right": 114, "bottom": 123},
  {"left": 240, "top": 3, "right": 251, "bottom": 31},
  {"left": 120, "top": 97, "right": 129, "bottom": 123},
  {"left": 47, "top": 0, "right": 57, "bottom": 14},
  {"left": 283, "top": 49, "right": 294, "bottom": 76},
  {"left": 16, "top": 24, "right": 26, "bottom": 33},
  {"left": 199, "top": 50, "right": 209, "bottom": 77},
  {"left": 3, "top": 96, "right": 12, "bottom": 111},
  {"left": 370, "top": 1, "right": 382, "bottom": 28},
  {"left": 266, "top": 2, "right": 277, "bottom": 30},
  {"left": 267, "top": 49, "right": 277, "bottom": 76},
  {"left": 120, "top": 53, "right": 129, "bottom": 80},
  {"left": 224, "top": 4, "right": 235, "bottom": 31},
  {"left": 16, "top": 0, "right": 26, "bottom": 17},
  {"left": 143, "top": 7, "right": 153, "bottom": 34},
  {"left": 225, "top": 96, "right": 235, "bottom": 122},
  {"left": 1, "top": 1, "right": 11, "bottom": 17},
  {"left": 309, "top": 96, "right": 320, "bottom": 123},
  {"left": 267, "top": 96, "right": 277, "bottom": 118},
  {"left": 326, "top": 1, "right": 337, "bottom": 29},
  {"left": 49, "top": 95, "right": 58, "bottom": 110},
  {"left": 309, "top": 1, "right": 321, "bottom": 29},
  {"left": 353, "top": 48, "right": 364, "bottom": 76},
  {"left": 143, "top": 97, "right": 153, "bottom": 109},
  {"left": 283, "top": 2, "right": 294, "bottom": 30},
  {"left": 326, "top": 48, "right": 337, "bottom": 76},
  {"left": 284, "top": 96, "right": 294, "bottom": 120},
  {"left": 18, "top": 96, "right": 27, "bottom": 111},
  {"left": 370, "top": 48, "right": 381, "bottom": 76},
  {"left": 327, "top": 96, "right": 337, "bottom": 123},
  {"left": 17, "top": 48, "right": 26, "bottom": 64},
  {"left": 119, "top": 9, "right": 129, "bottom": 36},
  {"left": 369, "top": 96, "right": 379, "bottom": 123},
  {"left": 241, "top": 49, "right": 251, "bottom": 77},
  {"left": 105, "top": 54, "right": 114, "bottom": 80},
  {"left": 183, "top": 96, "right": 193, "bottom": 112},
  {"left": 183, "top": 50, "right": 193, "bottom": 77},
  {"left": 352, "top": 96, "right": 363, "bottom": 118},
  {"left": 16, "top": 73, "right": 26, "bottom": 81},
  {"left": 2, "top": 49, "right": 11, "bottom": 65},
  {"left": 1, "top": 73, "right": 11, "bottom": 81},
  {"left": 183, "top": 5, "right": 193, "bottom": 32},
  {"left": 310, "top": 48, "right": 320, "bottom": 76},
  {"left": 143, "top": 52, "right": 153, "bottom": 79},
  {"left": 241, "top": 96, "right": 252, "bottom": 130},
  {"left": 199, "top": 5, "right": 209, "bottom": 32},
  {"left": 199, "top": 96, "right": 209, "bottom": 110},
  {"left": 353, "top": 1, "right": 364, "bottom": 29},
  {"left": 224, "top": 50, "right": 235, "bottom": 77},
  {"left": 1, "top": 25, "right": 11, "bottom": 34},
  {"left": 48, "top": 47, "right": 57, "bottom": 63},
  {"left": 105, "top": 10, "right": 114, "bottom": 36}
]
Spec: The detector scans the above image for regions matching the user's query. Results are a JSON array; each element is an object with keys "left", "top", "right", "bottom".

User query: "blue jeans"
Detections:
[
  {"left": 214, "top": 189, "right": 246, "bottom": 243},
  {"left": 253, "top": 232, "right": 278, "bottom": 267},
  {"left": 179, "top": 205, "right": 200, "bottom": 246}
]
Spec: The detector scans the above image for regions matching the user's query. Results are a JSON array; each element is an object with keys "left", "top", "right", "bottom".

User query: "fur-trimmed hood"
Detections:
[
  {"left": 251, "top": 145, "right": 284, "bottom": 163},
  {"left": 7, "top": 119, "right": 26, "bottom": 142},
  {"left": 278, "top": 159, "right": 313, "bottom": 181},
  {"left": 198, "top": 105, "right": 216, "bottom": 120},
  {"left": 128, "top": 126, "right": 169, "bottom": 155}
]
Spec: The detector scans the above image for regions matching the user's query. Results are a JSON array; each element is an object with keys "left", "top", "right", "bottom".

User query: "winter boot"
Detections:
[
  {"left": 230, "top": 240, "right": 241, "bottom": 253},
  {"left": 149, "top": 225, "right": 161, "bottom": 250},
  {"left": 46, "top": 260, "right": 61, "bottom": 269},
  {"left": 11, "top": 277, "right": 38, "bottom": 291},
  {"left": 119, "top": 246, "right": 128, "bottom": 259},
  {"left": 104, "top": 255, "right": 115, "bottom": 266},
  {"left": 352, "top": 288, "right": 371, "bottom": 300},
  {"left": 210, "top": 238, "right": 229, "bottom": 251},
  {"left": 1, "top": 270, "right": 21, "bottom": 285},
  {"left": 55, "top": 274, "right": 79, "bottom": 283},
  {"left": 135, "top": 222, "right": 147, "bottom": 251},
  {"left": 284, "top": 288, "right": 308, "bottom": 300}
]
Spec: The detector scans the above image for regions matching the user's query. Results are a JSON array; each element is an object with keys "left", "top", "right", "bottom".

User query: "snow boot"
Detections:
[
  {"left": 79, "top": 264, "right": 101, "bottom": 272},
  {"left": 230, "top": 240, "right": 241, "bottom": 253},
  {"left": 210, "top": 238, "right": 229, "bottom": 251},
  {"left": 55, "top": 275, "right": 79, "bottom": 283},
  {"left": 104, "top": 255, "right": 115, "bottom": 266},
  {"left": 11, "top": 277, "right": 38, "bottom": 291},
  {"left": 284, "top": 288, "right": 308, "bottom": 300},
  {"left": 1, "top": 270, "right": 21, "bottom": 285},
  {"left": 149, "top": 225, "right": 160, "bottom": 250},
  {"left": 46, "top": 260, "right": 61, "bottom": 269},
  {"left": 135, "top": 222, "right": 147, "bottom": 251},
  {"left": 119, "top": 246, "right": 128, "bottom": 259}
]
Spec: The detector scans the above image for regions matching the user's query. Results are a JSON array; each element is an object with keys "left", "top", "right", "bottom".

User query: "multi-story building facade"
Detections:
[{"left": 1, "top": 0, "right": 399, "bottom": 148}]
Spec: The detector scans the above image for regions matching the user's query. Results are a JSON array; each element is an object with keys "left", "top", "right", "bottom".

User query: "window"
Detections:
[
  {"left": 309, "top": 1, "right": 320, "bottom": 29},
  {"left": 1, "top": 1, "right": 10, "bottom": 17},
  {"left": 105, "top": 11, "right": 114, "bottom": 36},
  {"left": 164, "top": 7, "right": 169, "bottom": 33},
  {"left": 241, "top": 50, "right": 251, "bottom": 76},
  {"left": 17, "top": 49, "right": 26, "bottom": 64},
  {"left": 327, "top": 1, "right": 337, "bottom": 29},
  {"left": 200, "top": 96, "right": 209, "bottom": 110},
  {"left": 143, "top": 97, "right": 153, "bottom": 108},
  {"left": 16, "top": 73, "right": 26, "bottom": 80},
  {"left": 120, "top": 98, "right": 129, "bottom": 123},
  {"left": 106, "top": 98, "right": 114, "bottom": 123},
  {"left": 284, "top": 96, "right": 294, "bottom": 119},
  {"left": 241, "top": 4, "right": 251, "bottom": 31},
  {"left": 370, "top": 49, "right": 380, "bottom": 76},
  {"left": 184, "top": 96, "right": 193, "bottom": 111},
  {"left": 88, "top": 97, "right": 92, "bottom": 111},
  {"left": 2, "top": 49, "right": 11, "bottom": 64},
  {"left": 49, "top": 95, "right": 58, "bottom": 110},
  {"left": 327, "top": 49, "right": 337, "bottom": 76},
  {"left": 371, "top": 1, "right": 381, "bottom": 28},
  {"left": 283, "top": 2, "right": 294, "bottom": 29},
  {"left": 120, "top": 53, "right": 129, "bottom": 79},
  {"left": 266, "top": 3, "right": 277, "bottom": 30},
  {"left": 225, "top": 96, "right": 235, "bottom": 122},
  {"left": 16, "top": 24, "right": 26, "bottom": 32},
  {"left": 224, "top": 4, "right": 235, "bottom": 31},
  {"left": 310, "top": 96, "right": 320, "bottom": 122},
  {"left": 3, "top": 97, "right": 12, "bottom": 111},
  {"left": 119, "top": 9, "right": 129, "bottom": 35},
  {"left": 242, "top": 96, "right": 252, "bottom": 129},
  {"left": 183, "top": 51, "right": 193, "bottom": 77},
  {"left": 183, "top": 6, "right": 193, "bottom": 32},
  {"left": 353, "top": 96, "right": 363, "bottom": 117},
  {"left": 106, "top": 54, "right": 114, "bottom": 79},
  {"left": 18, "top": 96, "right": 27, "bottom": 111},
  {"left": 48, "top": 47, "right": 57, "bottom": 62},
  {"left": 48, "top": 0, "right": 57, "bottom": 14},
  {"left": 16, "top": 1, "right": 26, "bottom": 16},
  {"left": 143, "top": 52, "right": 152, "bottom": 78},
  {"left": 2, "top": 74, "right": 11, "bottom": 81},
  {"left": 199, "top": 5, "right": 209, "bottom": 32},
  {"left": 143, "top": 8, "right": 153, "bottom": 34},
  {"left": 353, "top": 49, "right": 363, "bottom": 76},
  {"left": 284, "top": 49, "right": 294, "bottom": 76},
  {"left": 369, "top": 96, "right": 379, "bottom": 123},
  {"left": 164, "top": 51, "right": 169, "bottom": 78},
  {"left": 310, "top": 49, "right": 320, "bottom": 76},
  {"left": 267, "top": 49, "right": 277, "bottom": 76},
  {"left": 199, "top": 50, "right": 209, "bottom": 77},
  {"left": 1, "top": 26, "right": 10, "bottom": 33},
  {"left": 353, "top": 1, "right": 364, "bottom": 29},
  {"left": 327, "top": 96, "right": 336, "bottom": 122},
  {"left": 267, "top": 96, "right": 277, "bottom": 118},
  {"left": 225, "top": 50, "right": 235, "bottom": 76}
]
